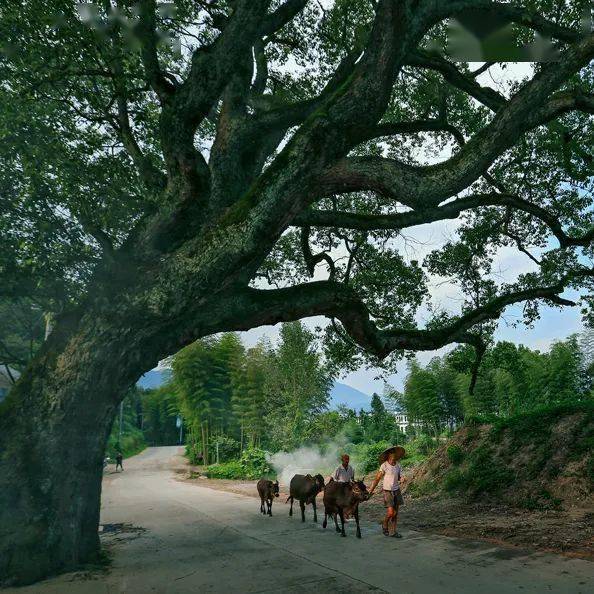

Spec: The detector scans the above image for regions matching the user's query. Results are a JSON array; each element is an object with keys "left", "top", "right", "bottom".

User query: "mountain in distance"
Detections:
[
  {"left": 137, "top": 370, "right": 372, "bottom": 412},
  {"left": 329, "top": 382, "right": 373, "bottom": 411},
  {"left": 137, "top": 368, "right": 172, "bottom": 389}
]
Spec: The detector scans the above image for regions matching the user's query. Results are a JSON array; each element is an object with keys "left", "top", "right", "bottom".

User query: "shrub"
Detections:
[
  {"left": 407, "top": 479, "right": 438, "bottom": 497},
  {"left": 106, "top": 427, "right": 146, "bottom": 459},
  {"left": 447, "top": 444, "right": 464, "bottom": 465},
  {"left": 185, "top": 442, "right": 203, "bottom": 465},
  {"left": 205, "top": 461, "right": 244, "bottom": 479},
  {"left": 209, "top": 435, "right": 240, "bottom": 463},
  {"left": 205, "top": 448, "right": 275, "bottom": 480},
  {"left": 240, "top": 448, "right": 274, "bottom": 478},
  {"left": 443, "top": 468, "right": 466, "bottom": 492},
  {"left": 414, "top": 434, "right": 438, "bottom": 455},
  {"left": 361, "top": 441, "right": 393, "bottom": 473},
  {"left": 463, "top": 445, "right": 507, "bottom": 497}
]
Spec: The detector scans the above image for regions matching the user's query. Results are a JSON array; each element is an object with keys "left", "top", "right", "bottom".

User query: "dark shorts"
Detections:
[{"left": 383, "top": 489, "right": 404, "bottom": 508}]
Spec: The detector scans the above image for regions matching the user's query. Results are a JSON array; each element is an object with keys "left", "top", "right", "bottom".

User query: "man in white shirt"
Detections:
[
  {"left": 333, "top": 454, "right": 355, "bottom": 483},
  {"left": 368, "top": 446, "right": 406, "bottom": 537}
]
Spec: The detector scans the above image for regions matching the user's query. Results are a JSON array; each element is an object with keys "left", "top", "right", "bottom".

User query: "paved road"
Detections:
[{"left": 9, "top": 447, "right": 593, "bottom": 594}]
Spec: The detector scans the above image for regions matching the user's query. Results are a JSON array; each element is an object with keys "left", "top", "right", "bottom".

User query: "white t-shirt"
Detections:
[
  {"left": 333, "top": 464, "right": 354, "bottom": 482},
  {"left": 380, "top": 461, "right": 401, "bottom": 491}
]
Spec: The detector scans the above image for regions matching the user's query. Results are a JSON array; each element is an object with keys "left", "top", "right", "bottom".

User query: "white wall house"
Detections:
[{"left": 394, "top": 412, "right": 424, "bottom": 433}]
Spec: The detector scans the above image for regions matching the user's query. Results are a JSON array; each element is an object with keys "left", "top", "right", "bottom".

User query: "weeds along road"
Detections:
[{"left": 8, "top": 446, "right": 593, "bottom": 594}]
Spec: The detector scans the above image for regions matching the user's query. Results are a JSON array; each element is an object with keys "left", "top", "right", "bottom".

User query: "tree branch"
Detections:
[
  {"left": 260, "top": 0, "right": 309, "bottom": 38},
  {"left": 294, "top": 192, "right": 594, "bottom": 249},
  {"left": 320, "top": 69, "right": 594, "bottom": 209},
  {"left": 300, "top": 226, "right": 336, "bottom": 279},
  {"left": 136, "top": 0, "right": 176, "bottom": 101},
  {"left": 211, "top": 272, "right": 588, "bottom": 359},
  {"left": 406, "top": 50, "right": 506, "bottom": 112},
  {"left": 359, "top": 118, "right": 467, "bottom": 145}
]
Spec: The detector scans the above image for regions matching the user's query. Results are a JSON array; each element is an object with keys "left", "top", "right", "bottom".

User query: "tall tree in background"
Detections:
[
  {"left": 232, "top": 342, "right": 270, "bottom": 449},
  {"left": 363, "top": 393, "right": 398, "bottom": 442},
  {"left": 546, "top": 336, "right": 585, "bottom": 402},
  {"left": 399, "top": 337, "right": 593, "bottom": 424},
  {"left": 403, "top": 359, "right": 444, "bottom": 434},
  {"left": 173, "top": 339, "right": 217, "bottom": 465},
  {"left": 141, "top": 386, "right": 180, "bottom": 446},
  {"left": 264, "top": 322, "right": 331, "bottom": 449},
  {"left": 2, "top": 0, "right": 594, "bottom": 584}
]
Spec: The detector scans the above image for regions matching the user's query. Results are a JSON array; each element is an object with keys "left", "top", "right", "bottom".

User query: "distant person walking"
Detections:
[
  {"left": 368, "top": 446, "right": 406, "bottom": 537},
  {"left": 115, "top": 451, "right": 124, "bottom": 472},
  {"left": 333, "top": 454, "right": 355, "bottom": 483}
]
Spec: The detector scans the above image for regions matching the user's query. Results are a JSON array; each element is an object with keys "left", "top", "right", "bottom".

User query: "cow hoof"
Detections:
[
  {"left": 356, "top": 533, "right": 361, "bottom": 539},
  {"left": 341, "top": 533, "right": 346, "bottom": 538},
  {"left": 322, "top": 521, "right": 327, "bottom": 529}
]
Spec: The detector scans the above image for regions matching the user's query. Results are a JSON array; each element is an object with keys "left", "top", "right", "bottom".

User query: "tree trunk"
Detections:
[{"left": 0, "top": 313, "right": 159, "bottom": 586}]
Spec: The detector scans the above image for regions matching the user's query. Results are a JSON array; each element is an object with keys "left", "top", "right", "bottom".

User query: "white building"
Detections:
[
  {"left": 394, "top": 412, "right": 409, "bottom": 432},
  {"left": 394, "top": 412, "right": 424, "bottom": 433}
]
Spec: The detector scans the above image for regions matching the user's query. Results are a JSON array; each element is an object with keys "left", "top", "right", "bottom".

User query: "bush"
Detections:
[
  {"left": 361, "top": 441, "right": 393, "bottom": 473},
  {"left": 185, "top": 442, "right": 204, "bottom": 465},
  {"left": 106, "top": 426, "right": 146, "bottom": 459},
  {"left": 407, "top": 479, "right": 438, "bottom": 497},
  {"left": 415, "top": 434, "right": 438, "bottom": 455},
  {"left": 209, "top": 435, "right": 240, "bottom": 463},
  {"left": 447, "top": 444, "right": 464, "bottom": 465},
  {"left": 205, "top": 461, "right": 244, "bottom": 479},
  {"left": 204, "top": 448, "right": 275, "bottom": 480},
  {"left": 240, "top": 448, "right": 274, "bottom": 478},
  {"left": 443, "top": 468, "right": 465, "bottom": 492}
]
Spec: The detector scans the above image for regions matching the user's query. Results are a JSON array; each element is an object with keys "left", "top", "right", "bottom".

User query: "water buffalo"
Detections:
[
  {"left": 287, "top": 474, "right": 325, "bottom": 522},
  {"left": 322, "top": 478, "right": 370, "bottom": 538},
  {"left": 257, "top": 478, "right": 279, "bottom": 516}
]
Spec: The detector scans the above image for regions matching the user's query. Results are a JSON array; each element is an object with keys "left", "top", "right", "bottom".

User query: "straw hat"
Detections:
[{"left": 379, "top": 445, "right": 406, "bottom": 463}]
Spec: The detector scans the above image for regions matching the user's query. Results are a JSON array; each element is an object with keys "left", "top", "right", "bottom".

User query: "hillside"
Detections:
[
  {"left": 377, "top": 403, "right": 594, "bottom": 558},
  {"left": 408, "top": 403, "right": 593, "bottom": 510},
  {"left": 329, "top": 382, "right": 372, "bottom": 411},
  {"left": 137, "top": 368, "right": 172, "bottom": 389}
]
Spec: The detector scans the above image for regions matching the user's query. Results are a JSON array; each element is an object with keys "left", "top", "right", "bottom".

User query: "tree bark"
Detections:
[{"left": 0, "top": 308, "right": 165, "bottom": 585}]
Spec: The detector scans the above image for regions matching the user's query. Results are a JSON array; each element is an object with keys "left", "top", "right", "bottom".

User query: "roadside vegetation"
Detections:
[{"left": 106, "top": 323, "right": 594, "bottom": 487}]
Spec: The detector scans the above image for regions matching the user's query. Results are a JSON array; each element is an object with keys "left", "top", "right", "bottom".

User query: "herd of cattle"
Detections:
[{"left": 257, "top": 473, "right": 370, "bottom": 539}]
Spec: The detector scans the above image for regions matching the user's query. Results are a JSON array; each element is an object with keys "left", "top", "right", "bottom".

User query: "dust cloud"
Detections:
[{"left": 267, "top": 439, "right": 362, "bottom": 487}]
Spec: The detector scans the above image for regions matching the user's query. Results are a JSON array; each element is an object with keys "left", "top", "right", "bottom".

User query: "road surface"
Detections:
[{"left": 8, "top": 446, "right": 593, "bottom": 594}]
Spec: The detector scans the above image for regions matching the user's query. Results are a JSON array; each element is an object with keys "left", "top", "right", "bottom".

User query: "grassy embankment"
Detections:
[{"left": 407, "top": 402, "right": 594, "bottom": 510}]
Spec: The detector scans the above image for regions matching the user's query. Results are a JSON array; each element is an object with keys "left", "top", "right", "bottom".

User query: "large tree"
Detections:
[{"left": 1, "top": 0, "right": 594, "bottom": 585}]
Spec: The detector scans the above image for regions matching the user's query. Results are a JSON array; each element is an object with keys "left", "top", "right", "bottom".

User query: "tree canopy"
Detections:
[
  {"left": 391, "top": 336, "right": 592, "bottom": 428},
  {"left": 2, "top": 0, "right": 594, "bottom": 375}
]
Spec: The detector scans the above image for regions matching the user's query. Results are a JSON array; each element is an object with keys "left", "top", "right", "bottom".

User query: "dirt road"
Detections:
[{"left": 7, "top": 447, "right": 593, "bottom": 593}]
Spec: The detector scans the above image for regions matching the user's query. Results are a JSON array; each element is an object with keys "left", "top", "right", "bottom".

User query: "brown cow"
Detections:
[
  {"left": 287, "top": 474, "right": 325, "bottom": 522},
  {"left": 257, "top": 479, "right": 279, "bottom": 516},
  {"left": 322, "top": 478, "right": 369, "bottom": 538}
]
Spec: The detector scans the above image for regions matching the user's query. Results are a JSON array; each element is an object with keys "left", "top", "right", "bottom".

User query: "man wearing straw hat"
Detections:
[{"left": 368, "top": 445, "right": 406, "bottom": 537}]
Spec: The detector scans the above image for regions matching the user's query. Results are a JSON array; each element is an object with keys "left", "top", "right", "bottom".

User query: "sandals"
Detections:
[
  {"left": 391, "top": 532, "right": 402, "bottom": 538},
  {"left": 382, "top": 527, "right": 389, "bottom": 536}
]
